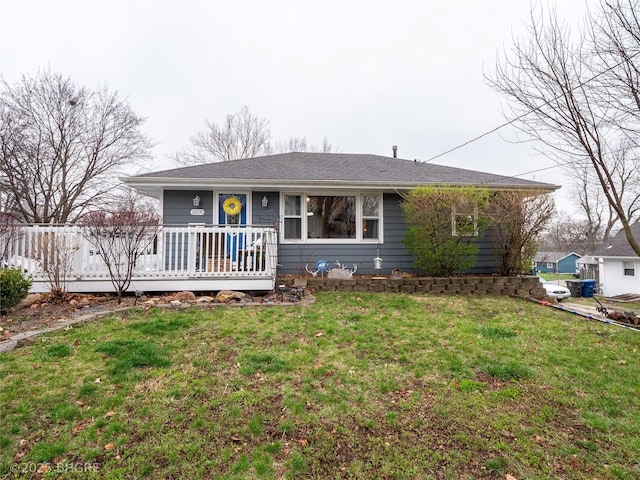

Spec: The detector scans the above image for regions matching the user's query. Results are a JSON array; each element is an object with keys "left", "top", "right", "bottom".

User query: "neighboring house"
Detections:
[
  {"left": 122, "top": 152, "right": 557, "bottom": 278},
  {"left": 591, "top": 224, "right": 640, "bottom": 297},
  {"left": 534, "top": 251, "right": 582, "bottom": 274},
  {"left": 576, "top": 255, "right": 599, "bottom": 280}
]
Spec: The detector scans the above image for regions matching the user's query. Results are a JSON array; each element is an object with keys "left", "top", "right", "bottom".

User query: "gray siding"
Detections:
[
  {"left": 162, "top": 190, "right": 496, "bottom": 276},
  {"left": 163, "top": 190, "right": 214, "bottom": 269},
  {"left": 164, "top": 190, "right": 214, "bottom": 225},
  {"left": 251, "top": 191, "right": 279, "bottom": 226},
  {"left": 277, "top": 194, "right": 417, "bottom": 276},
  {"left": 276, "top": 193, "right": 494, "bottom": 276}
]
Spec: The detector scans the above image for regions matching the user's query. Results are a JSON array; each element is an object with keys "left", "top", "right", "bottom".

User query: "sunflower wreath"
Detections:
[{"left": 222, "top": 196, "right": 242, "bottom": 216}]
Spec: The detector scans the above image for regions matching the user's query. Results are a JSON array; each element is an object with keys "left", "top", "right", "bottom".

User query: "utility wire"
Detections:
[{"left": 422, "top": 48, "right": 640, "bottom": 164}]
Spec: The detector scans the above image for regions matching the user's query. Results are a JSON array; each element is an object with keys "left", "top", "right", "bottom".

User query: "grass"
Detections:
[
  {"left": 537, "top": 272, "right": 575, "bottom": 281},
  {"left": 1, "top": 293, "right": 640, "bottom": 479}
]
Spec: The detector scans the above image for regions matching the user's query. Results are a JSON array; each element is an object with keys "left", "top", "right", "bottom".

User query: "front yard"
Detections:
[{"left": 1, "top": 293, "right": 639, "bottom": 479}]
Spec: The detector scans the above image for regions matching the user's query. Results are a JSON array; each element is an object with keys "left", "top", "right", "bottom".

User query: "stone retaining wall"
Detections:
[{"left": 276, "top": 276, "right": 547, "bottom": 299}]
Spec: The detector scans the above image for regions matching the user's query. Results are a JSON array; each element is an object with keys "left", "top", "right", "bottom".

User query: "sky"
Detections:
[{"left": 0, "top": 0, "right": 596, "bottom": 214}]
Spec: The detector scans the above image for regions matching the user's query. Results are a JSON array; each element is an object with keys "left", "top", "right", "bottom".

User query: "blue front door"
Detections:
[{"left": 218, "top": 194, "right": 247, "bottom": 261}]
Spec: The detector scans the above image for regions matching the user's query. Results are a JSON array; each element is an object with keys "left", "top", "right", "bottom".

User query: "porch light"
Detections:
[
  {"left": 261, "top": 195, "right": 268, "bottom": 207},
  {"left": 192, "top": 195, "right": 200, "bottom": 207}
]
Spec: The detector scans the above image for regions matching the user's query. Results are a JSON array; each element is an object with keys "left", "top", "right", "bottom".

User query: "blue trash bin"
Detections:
[{"left": 582, "top": 279, "right": 596, "bottom": 298}]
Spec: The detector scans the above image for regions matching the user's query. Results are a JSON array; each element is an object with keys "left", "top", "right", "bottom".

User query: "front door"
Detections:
[{"left": 218, "top": 194, "right": 247, "bottom": 261}]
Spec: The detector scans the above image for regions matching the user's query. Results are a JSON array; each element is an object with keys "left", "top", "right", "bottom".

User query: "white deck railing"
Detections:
[{"left": 1, "top": 224, "right": 278, "bottom": 281}]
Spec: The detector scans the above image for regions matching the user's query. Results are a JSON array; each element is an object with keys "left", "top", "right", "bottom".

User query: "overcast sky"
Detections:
[{"left": 1, "top": 0, "right": 596, "bottom": 213}]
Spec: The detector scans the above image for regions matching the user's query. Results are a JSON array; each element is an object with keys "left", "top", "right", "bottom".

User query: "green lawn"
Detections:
[
  {"left": 1, "top": 293, "right": 639, "bottom": 479},
  {"left": 537, "top": 272, "right": 576, "bottom": 281}
]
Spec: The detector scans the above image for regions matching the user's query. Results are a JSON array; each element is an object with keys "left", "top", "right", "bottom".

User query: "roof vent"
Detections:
[{"left": 392, "top": 145, "right": 397, "bottom": 158}]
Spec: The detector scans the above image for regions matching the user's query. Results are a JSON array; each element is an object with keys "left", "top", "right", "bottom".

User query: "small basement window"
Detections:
[{"left": 623, "top": 261, "right": 635, "bottom": 276}]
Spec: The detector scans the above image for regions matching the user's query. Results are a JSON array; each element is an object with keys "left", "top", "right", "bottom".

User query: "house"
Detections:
[
  {"left": 591, "top": 224, "right": 640, "bottom": 297},
  {"left": 534, "top": 251, "right": 582, "bottom": 275},
  {"left": 121, "top": 152, "right": 557, "bottom": 281},
  {"left": 2, "top": 152, "right": 559, "bottom": 293}
]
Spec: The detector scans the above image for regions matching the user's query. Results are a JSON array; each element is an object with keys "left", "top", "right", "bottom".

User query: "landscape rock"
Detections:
[
  {"left": 216, "top": 290, "right": 245, "bottom": 303},
  {"left": 173, "top": 291, "right": 197, "bottom": 302},
  {"left": 327, "top": 268, "right": 354, "bottom": 279},
  {"left": 19, "top": 293, "right": 44, "bottom": 309},
  {"left": 196, "top": 296, "right": 215, "bottom": 304},
  {"left": 170, "top": 300, "right": 182, "bottom": 306}
]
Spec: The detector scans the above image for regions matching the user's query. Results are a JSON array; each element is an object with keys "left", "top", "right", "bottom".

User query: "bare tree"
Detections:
[
  {"left": 0, "top": 70, "right": 154, "bottom": 224},
  {"left": 109, "top": 186, "right": 160, "bottom": 217},
  {"left": 273, "top": 136, "right": 334, "bottom": 154},
  {"left": 569, "top": 162, "right": 618, "bottom": 249},
  {"left": 173, "top": 105, "right": 272, "bottom": 165},
  {"left": 0, "top": 212, "right": 21, "bottom": 264},
  {"left": 489, "top": 0, "right": 640, "bottom": 256},
  {"left": 540, "top": 212, "right": 591, "bottom": 253},
  {"left": 81, "top": 210, "right": 160, "bottom": 303},
  {"left": 40, "top": 231, "right": 79, "bottom": 297},
  {"left": 173, "top": 105, "right": 335, "bottom": 166},
  {"left": 485, "top": 191, "right": 555, "bottom": 275}
]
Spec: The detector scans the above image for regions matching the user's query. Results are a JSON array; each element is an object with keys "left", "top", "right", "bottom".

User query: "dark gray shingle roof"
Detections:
[
  {"left": 130, "top": 152, "right": 557, "bottom": 189},
  {"left": 592, "top": 224, "right": 640, "bottom": 258}
]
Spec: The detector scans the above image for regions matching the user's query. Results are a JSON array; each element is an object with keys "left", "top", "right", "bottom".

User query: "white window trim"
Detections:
[
  {"left": 280, "top": 192, "right": 383, "bottom": 244},
  {"left": 282, "top": 192, "right": 304, "bottom": 242},
  {"left": 451, "top": 205, "right": 479, "bottom": 237},
  {"left": 623, "top": 260, "right": 635, "bottom": 277}
]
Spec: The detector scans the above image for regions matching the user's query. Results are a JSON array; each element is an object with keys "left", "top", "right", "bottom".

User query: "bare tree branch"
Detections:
[
  {"left": 172, "top": 105, "right": 335, "bottom": 166},
  {"left": 485, "top": 191, "right": 555, "bottom": 275},
  {"left": 0, "top": 70, "right": 154, "bottom": 223},
  {"left": 81, "top": 210, "right": 161, "bottom": 303},
  {"left": 488, "top": 1, "right": 640, "bottom": 255}
]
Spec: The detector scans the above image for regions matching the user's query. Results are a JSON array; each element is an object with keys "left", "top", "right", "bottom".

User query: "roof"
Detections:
[
  {"left": 592, "top": 224, "right": 640, "bottom": 258},
  {"left": 576, "top": 256, "right": 598, "bottom": 265},
  {"left": 123, "top": 152, "right": 559, "bottom": 197},
  {"left": 534, "top": 251, "right": 581, "bottom": 263}
]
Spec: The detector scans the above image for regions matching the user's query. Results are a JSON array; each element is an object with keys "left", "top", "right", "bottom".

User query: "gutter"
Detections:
[{"left": 120, "top": 178, "right": 559, "bottom": 196}]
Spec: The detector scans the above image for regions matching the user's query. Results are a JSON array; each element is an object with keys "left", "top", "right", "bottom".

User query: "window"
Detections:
[
  {"left": 283, "top": 195, "right": 302, "bottom": 240},
  {"left": 623, "top": 261, "right": 635, "bottom": 276},
  {"left": 282, "top": 193, "right": 380, "bottom": 241},
  {"left": 546, "top": 262, "right": 554, "bottom": 269},
  {"left": 307, "top": 195, "right": 355, "bottom": 239},
  {"left": 362, "top": 195, "right": 380, "bottom": 240},
  {"left": 451, "top": 205, "right": 478, "bottom": 236}
]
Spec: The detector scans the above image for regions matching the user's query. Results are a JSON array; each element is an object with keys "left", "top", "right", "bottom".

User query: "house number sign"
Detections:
[{"left": 190, "top": 208, "right": 205, "bottom": 216}]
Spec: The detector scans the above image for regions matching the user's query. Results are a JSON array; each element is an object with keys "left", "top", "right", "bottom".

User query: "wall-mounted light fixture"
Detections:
[
  {"left": 261, "top": 195, "right": 268, "bottom": 207},
  {"left": 193, "top": 195, "right": 201, "bottom": 207}
]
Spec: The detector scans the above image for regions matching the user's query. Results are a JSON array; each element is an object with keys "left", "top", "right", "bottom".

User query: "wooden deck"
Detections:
[{"left": 1, "top": 225, "right": 278, "bottom": 293}]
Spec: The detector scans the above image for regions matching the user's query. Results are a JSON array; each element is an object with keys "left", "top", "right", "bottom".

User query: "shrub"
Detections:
[
  {"left": 402, "top": 186, "right": 490, "bottom": 276},
  {"left": 0, "top": 268, "right": 32, "bottom": 314}
]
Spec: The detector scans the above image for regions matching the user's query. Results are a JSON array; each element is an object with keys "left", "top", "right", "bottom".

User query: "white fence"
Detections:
[{"left": 1, "top": 224, "right": 278, "bottom": 291}]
